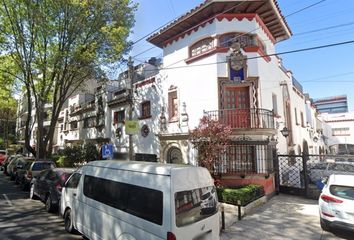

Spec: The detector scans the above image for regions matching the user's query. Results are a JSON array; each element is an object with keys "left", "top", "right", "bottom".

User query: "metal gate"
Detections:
[
  {"left": 277, "top": 154, "right": 307, "bottom": 196},
  {"left": 275, "top": 154, "right": 354, "bottom": 199}
]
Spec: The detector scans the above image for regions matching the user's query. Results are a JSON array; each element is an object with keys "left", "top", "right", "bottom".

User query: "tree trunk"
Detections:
[
  {"left": 36, "top": 104, "right": 47, "bottom": 160},
  {"left": 24, "top": 88, "right": 36, "bottom": 157}
]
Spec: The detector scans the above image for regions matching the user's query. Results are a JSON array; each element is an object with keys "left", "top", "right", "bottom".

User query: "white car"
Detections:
[{"left": 319, "top": 174, "right": 354, "bottom": 231}]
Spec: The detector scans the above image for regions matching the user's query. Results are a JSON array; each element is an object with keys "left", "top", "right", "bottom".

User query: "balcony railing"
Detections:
[{"left": 206, "top": 108, "right": 274, "bottom": 129}]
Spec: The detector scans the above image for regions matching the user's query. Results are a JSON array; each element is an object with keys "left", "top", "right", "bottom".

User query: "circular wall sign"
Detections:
[{"left": 141, "top": 124, "right": 150, "bottom": 137}]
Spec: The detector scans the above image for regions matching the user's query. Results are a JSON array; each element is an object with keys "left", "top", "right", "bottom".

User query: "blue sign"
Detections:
[{"left": 102, "top": 144, "right": 113, "bottom": 159}]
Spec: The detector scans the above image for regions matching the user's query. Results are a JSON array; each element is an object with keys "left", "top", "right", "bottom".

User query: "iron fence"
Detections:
[{"left": 214, "top": 143, "right": 274, "bottom": 175}]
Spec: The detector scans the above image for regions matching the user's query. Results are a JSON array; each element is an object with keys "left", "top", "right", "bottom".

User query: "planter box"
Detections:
[{"left": 220, "top": 195, "right": 267, "bottom": 228}]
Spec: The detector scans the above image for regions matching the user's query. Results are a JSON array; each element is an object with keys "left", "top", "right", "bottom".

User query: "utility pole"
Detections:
[{"left": 128, "top": 57, "right": 134, "bottom": 160}]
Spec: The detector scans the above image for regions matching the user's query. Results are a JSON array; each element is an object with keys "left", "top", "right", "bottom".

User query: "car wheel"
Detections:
[
  {"left": 29, "top": 184, "right": 37, "bottom": 200},
  {"left": 320, "top": 218, "right": 330, "bottom": 231},
  {"left": 45, "top": 195, "right": 55, "bottom": 213},
  {"left": 20, "top": 180, "right": 27, "bottom": 191},
  {"left": 15, "top": 175, "right": 19, "bottom": 185},
  {"left": 64, "top": 209, "right": 75, "bottom": 233}
]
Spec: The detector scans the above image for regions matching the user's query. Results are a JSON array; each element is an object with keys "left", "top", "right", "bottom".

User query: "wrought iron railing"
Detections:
[
  {"left": 214, "top": 144, "right": 274, "bottom": 175},
  {"left": 205, "top": 108, "right": 274, "bottom": 129}
]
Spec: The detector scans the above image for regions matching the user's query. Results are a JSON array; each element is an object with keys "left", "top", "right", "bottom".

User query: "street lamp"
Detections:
[{"left": 280, "top": 127, "right": 290, "bottom": 138}]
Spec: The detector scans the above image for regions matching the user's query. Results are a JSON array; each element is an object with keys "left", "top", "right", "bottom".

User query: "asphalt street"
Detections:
[{"left": 0, "top": 172, "right": 82, "bottom": 240}]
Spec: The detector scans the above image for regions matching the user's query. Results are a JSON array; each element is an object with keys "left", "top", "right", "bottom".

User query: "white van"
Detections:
[{"left": 60, "top": 160, "right": 220, "bottom": 240}]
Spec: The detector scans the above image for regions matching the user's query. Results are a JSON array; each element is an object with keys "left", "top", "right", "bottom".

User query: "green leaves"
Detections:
[{"left": 0, "top": 0, "right": 137, "bottom": 158}]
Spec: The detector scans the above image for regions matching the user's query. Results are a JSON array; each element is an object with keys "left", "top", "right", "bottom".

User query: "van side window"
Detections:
[
  {"left": 66, "top": 173, "right": 81, "bottom": 188},
  {"left": 83, "top": 175, "right": 163, "bottom": 225}
]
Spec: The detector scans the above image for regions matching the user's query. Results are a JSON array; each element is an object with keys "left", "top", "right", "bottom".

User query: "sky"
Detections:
[{"left": 129, "top": 0, "right": 354, "bottom": 110}]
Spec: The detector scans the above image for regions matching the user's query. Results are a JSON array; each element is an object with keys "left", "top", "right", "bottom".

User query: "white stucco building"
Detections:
[{"left": 319, "top": 111, "right": 354, "bottom": 154}]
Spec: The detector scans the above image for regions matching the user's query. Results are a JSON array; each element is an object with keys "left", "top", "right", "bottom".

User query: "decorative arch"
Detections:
[{"left": 166, "top": 146, "right": 183, "bottom": 164}]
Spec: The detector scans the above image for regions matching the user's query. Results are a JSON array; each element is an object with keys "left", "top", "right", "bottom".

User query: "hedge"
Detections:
[{"left": 217, "top": 184, "right": 265, "bottom": 206}]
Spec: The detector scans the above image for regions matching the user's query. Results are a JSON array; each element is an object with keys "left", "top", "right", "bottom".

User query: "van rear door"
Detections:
[{"left": 171, "top": 167, "right": 220, "bottom": 240}]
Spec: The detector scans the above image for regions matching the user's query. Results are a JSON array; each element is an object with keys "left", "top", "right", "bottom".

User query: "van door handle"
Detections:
[{"left": 73, "top": 193, "right": 77, "bottom": 197}]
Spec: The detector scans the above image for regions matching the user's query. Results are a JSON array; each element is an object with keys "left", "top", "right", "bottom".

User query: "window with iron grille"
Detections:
[
  {"left": 190, "top": 38, "right": 214, "bottom": 57},
  {"left": 113, "top": 110, "right": 125, "bottom": 123},
  {"left": 83, "top": 117, "right": 96, "bottom": 128},
  {"left": 141, "top": 101, "right": 151, "bottom": 119}
]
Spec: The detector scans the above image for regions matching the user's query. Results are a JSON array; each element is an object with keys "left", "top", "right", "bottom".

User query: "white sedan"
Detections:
[{"left": 319, "top": 174, "right": 354, "bottom": 231}]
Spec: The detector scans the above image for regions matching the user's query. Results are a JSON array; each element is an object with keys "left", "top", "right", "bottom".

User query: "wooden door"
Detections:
[{"left": 221, "top": 86, "right": 250, "bottom": 128}]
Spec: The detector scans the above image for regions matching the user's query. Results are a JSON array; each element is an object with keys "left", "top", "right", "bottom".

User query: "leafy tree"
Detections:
[
  {"left": 59, "top": 145, "right": 84, "bottom": 167},
  {"left": 0, "top": 0, "right": 137, "bottom": 159},
  {"left": 189, "top": 116, "right": 232, "bottom": 174},
  {"left": 83, "top": 142, "right": 100, "bottom": 162},
  {"left": 0, "top": 55, "right": 18, "bottom": 148}
]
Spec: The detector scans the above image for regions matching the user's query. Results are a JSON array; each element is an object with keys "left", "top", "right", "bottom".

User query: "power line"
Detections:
[
  {"left": 141, "top": 39, "right": 354, "bottom": 72},
  {"left": 132, "top": 1, "right": 244, "bottom": 46},
  {"left": 220, "top": 0, "right": 327, "bottom": 46},
  {"left": 130, "top": 0, "right": 329, "bottom": 70},
  {"left": 284, "top": 0, "right": 326, "bottom": 18},
  {"left": 294, "top": 21, "right": 354, "bottom": 36}
]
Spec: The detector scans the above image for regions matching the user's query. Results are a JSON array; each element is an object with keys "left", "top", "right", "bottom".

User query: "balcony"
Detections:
[{"left": 205, "top": 108, "right": 274, "bottom": 129}]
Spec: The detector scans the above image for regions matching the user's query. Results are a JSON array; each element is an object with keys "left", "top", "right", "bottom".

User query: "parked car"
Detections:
[
  {"left": 60, "top": 160, "right": 220, "bottom": 240},
  {"left": 2, "top": 155, "right": 20, "bottom": 174},
  {"left": 307, "top": 161, "right": 354, "bottom": 185},
  {"left": 30, "top": 168, "right": 74, "bottom": 212},
  {"left": 22, "top": 160, "right": 56, "bottom": 191},
  {"left": 7, "top": 155, "right": 27, "bottom": 180},
  {"left": 15, "top": 158, "right": 35, "bottom": 186},
  {"left": 319, "top": 174, "right": 354, "bottom": 232},
  {"left": 0, "top": 150, "right": 7, "bottom": 167}
]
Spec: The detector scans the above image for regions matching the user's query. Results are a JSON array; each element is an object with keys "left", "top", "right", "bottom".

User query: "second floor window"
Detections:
[
  {"left": 190, "top": 38, "right": 214, "bottom": 57},
  {"left": 84, "top": 117, "right": 96, "bottom": 128},
  {"left": 113, "top": 110, "right": 125, "bottom": 123},
  {"left": 70, "top": 121, "right": 78, "bottom": 130},
  {"left": 141, "top": 101, "right": 151, "bottom": 119}
]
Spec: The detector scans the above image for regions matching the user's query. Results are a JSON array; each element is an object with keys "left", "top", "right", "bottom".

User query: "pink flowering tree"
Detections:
[{"left": 189, "top": 116, "right": 232, "bottom": 175}]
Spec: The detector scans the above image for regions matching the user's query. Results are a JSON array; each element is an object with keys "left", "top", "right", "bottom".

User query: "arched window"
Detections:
[
  {"left": 189, "top": 38, "right": 214, "bottom": 57},
  {"left": 167, "top": 147, "right": 183, "bottom": 164}
]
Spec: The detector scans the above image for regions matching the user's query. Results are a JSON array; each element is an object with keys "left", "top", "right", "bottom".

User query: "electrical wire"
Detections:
[
  {"left": 131, "top": 1, "right": 244, "bottom": 46},
  {"left": 142, "top": 39, "right": 354, "bottom": 71}
]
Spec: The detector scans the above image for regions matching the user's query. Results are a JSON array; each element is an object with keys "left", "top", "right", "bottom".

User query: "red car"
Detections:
[{"left": 0, "top": 150, "right": 7, "bottom": 167}]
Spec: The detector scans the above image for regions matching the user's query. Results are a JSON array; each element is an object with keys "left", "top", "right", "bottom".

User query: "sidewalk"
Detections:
[{"left": 220, "top": 194, "right": 352, "bottom": 240}]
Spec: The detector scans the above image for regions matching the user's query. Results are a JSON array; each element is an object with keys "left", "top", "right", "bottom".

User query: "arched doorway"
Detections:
[{"left": 167, "top": 147, "right": 183, "bottom": 164}]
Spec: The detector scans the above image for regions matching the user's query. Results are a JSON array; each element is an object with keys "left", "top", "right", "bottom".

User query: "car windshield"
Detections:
[{"left": 330, "top": 185, "right": 354, "bottom": 201}]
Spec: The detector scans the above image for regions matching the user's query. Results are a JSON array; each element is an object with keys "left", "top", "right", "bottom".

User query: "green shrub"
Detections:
[
  {"left": 83, "top": 143, "right": 100, "bottom": 162},
  {"left": 217, "top": 184, "right": 264, "bottom": 206},
  {"left": 61, "top": 146, "right": 84, "bottom": 167}
]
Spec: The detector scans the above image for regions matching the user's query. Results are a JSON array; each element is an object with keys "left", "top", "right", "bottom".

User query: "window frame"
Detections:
[
  {"left": 113, "top": 110, "right": 125, "bottom": 124},
  {"left": 83, "top": 175, "right": 163, "bottom": 225},
  {"left": 189, "top": 37, "right": 214, "bottom": 58},
  {"left": 140, "top": 101, "right": 151, "bottom": 119}
]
